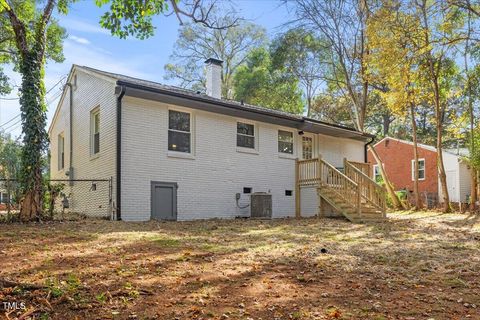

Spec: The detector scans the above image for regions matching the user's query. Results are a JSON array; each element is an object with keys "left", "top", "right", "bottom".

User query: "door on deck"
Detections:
[{"left": 301, "top": 134, "right": 315, "bottom": 160}]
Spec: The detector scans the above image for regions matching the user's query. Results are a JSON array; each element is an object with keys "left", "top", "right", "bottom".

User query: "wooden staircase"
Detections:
[{"left": 295, "top": 157, "right": 387, "bottom": 223}]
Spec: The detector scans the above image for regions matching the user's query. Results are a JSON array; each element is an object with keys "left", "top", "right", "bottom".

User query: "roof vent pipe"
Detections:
[{"left": 205, "top": 58, "right": 223, "bottom": 99}]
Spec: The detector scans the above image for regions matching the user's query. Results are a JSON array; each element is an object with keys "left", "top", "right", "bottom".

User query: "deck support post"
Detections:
[
  {"left": 319, "top": 197, "right": 325, "bottom": 218},
  {"left": 318, "top": 155, "right": 323, "bottom": 218},
  {"left": 295, "top": 158, "right": 301, "bottom": 218}
]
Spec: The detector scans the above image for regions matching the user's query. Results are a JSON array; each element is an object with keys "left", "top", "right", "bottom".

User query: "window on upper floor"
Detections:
[
  {"left": 411, "top": 159, "right": 425, "bottom": 181},
  {"left": 91, "top": 108, "right": 100, "bottom": 156},
  {"left": 168, "top": 110, "right": 191, "bottom": 153},
  {"left": 278, "top": 130, "right": 294, "bottom": 154},
  {"left": 58, "top": 133, "right": 65, "bottom": 170},
  {"left": 237, "top": 122, "right": 255, "bottom": 149}
]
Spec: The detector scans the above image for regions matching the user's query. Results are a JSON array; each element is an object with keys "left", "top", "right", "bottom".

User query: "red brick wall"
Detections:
[{"left": 367, "top": 138, "right": 438, "bottom": 194}]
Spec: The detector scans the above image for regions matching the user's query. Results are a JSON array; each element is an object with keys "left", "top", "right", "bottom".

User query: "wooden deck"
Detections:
[{"left": 296, "top": 157, "right": 386, "bottom": 223}]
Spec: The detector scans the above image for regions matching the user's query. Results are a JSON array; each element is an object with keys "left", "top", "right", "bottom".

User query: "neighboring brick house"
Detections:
[
  {"left": 48, "top": 63, "right": 374, "bottom": 221},
  {"left": 367, "top": 137, "right": 472, "bottom": 204}
]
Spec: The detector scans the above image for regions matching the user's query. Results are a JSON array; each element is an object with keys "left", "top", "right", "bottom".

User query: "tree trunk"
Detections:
[
  {"left": 436, "top": 122, "right": 450, "bottom": 212},
  {"left": 410, "top": 104, "right": 423, "bottom": 210},
  {"left": 368, "top": 145, "right": 405, "bottom": 210},
  {"left": 471, "top": 168, "right": 478, "bottom": 211},
  {"left": 18, "top": 53, "right": 48, "bottom": 222},
  {"left": 382, "top": 113, "right": 391, "bottom": 136}
]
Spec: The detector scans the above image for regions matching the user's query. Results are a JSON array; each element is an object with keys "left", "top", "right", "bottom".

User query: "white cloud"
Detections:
[
  {"left": 61, "top": 18, "right": 110, "bottom": 35},
  {"left": 69, "top": 35, "right": 91, "bottom": 45}
]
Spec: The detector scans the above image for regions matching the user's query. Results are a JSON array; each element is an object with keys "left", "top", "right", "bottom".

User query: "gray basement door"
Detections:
[{"left": 151, "top": 181, "right": 177, "bottom": 220}]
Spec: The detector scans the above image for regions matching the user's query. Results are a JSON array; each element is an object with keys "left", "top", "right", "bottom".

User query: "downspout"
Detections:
[
  {"left": 364, "top": 136, "right": 375, "bottom": 163},
  {"left": 116, "top": 85, "right": 126, "bottom": 221},
  {"left": 65, "top": 83, "right": 74, "bottom": 185}
]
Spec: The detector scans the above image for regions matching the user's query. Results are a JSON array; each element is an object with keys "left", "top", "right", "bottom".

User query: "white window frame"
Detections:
[
  {"left": 373, "top": 164, "right": 382, "bottom": 181},
  {"left": 90, "top": 107, "right": 100, "bottom": 157},
  {"left": 167, "top": 108, "right": 194, "bottom": 158},
  {"left": 278, "top": 129, "right": 295, "bottom": 156},
  {"left": 236, "top": 120, "right": 258, "bottom": 154},
  {"left": 411, "top": 158, "right": 426, "bottom": 181},
  {"left": 58, "top": 132, "right": 65, "bottom": 171}
]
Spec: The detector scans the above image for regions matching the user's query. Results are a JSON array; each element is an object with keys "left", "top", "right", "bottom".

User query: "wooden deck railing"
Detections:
[
  {"left": 344, "top": 159, "right": 386, "bottom": 215},
  {"left": 296, "top": 157, "right": 361, "bottom": 217},
  {"left": 296, "top": 158, "right": 321, "bottom": 187},
  {"left": 348, "top": 161, "right": 371, "bottom": 178}
]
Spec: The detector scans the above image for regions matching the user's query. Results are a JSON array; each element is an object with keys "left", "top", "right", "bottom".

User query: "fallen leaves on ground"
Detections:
[{"left": 0, "top": 211, "right": 479, "bottom": 319}]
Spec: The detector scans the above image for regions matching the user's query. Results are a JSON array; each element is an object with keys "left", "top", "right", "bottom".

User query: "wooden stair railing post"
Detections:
[
  {"left": 357, "top": 180, "right": 362, "bottom": 218},
  {"left": 318, "top": 156, "right": 324, "bottom": 218},
  {"left": 295, "top": 158, "right": 300, "bottom": 218}
]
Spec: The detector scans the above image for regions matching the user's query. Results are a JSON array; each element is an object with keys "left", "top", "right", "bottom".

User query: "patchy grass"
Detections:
[{"left": 0, "top": 211, "right": 479, "bottom": 319}]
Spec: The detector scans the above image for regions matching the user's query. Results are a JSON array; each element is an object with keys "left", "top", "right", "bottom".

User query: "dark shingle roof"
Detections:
[{"left": 77, "top": 65, "right": 372, "bottom": 139}]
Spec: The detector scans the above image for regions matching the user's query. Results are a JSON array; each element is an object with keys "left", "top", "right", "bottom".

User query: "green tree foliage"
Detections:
[
  {"left": 164, "top": 13, "right": 266, "bottom": 98},
  {"left": 470, "top": 127, "right": 480, "bottom": 169},
  {"left": 0, "top": 67, "right": 11, "bottom": 96},
  {"left": 0, "top": 132, "right": 21, "bottom": 180},
  {"left": 0, "top": 133, "right": 22, "bottom": 215},
  {"left": 95, "top": 0, "right": 237, "bottom": 39},
  {"left": 270, "top": 28, "right": 327, "bottom": 116},
  {"left": 233, "top": 47, "right": 304, "bottom": 114}
]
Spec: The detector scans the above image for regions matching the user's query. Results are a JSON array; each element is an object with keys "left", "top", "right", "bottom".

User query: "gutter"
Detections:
[
  {"left": 65, "top": 83, "right": 74, "bottom": 185},
  {"left": 116, "top": 85, "right": 126, "bottom": 221},
  {"left": 364, "top": 136, "right": 375, "bottom": 162}
]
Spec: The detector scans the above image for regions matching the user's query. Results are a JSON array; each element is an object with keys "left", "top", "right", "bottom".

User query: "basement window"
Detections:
[
  {"left": 285, "top": 190, "right": 293, "bottom": 196},
  {"left": 243, "top": 187, "right": 252, "bottom": 194}
]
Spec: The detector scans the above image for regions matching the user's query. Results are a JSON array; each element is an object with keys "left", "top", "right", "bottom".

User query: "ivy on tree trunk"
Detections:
[{"left": 18, "top": 53, "right": 48, "bottom": 221}]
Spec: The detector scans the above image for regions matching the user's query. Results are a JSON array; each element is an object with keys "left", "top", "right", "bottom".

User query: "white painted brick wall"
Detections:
[
  {"left": 121, "top": 96, "right": 365, "bottom": 221},
  {"left": 49, "top": 69, "right": 117, "bottom": 216},
  {"left": 50, "top": 70, "right": 366, "bottom": 221}
]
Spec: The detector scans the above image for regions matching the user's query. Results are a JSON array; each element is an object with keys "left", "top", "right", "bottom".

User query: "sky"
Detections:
[{"left": 0, "top": 0, "right": 292, "bottom": 138}]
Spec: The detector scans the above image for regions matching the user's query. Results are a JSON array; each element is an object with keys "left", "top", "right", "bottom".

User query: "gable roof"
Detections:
[
  {"left": 374, "top": 137, "right": 470, "bottom": 157},
  {"left": 49, "top": 65, "right": 374, "bottom": 141}
]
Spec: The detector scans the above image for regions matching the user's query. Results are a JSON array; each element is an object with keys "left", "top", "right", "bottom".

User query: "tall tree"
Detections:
[
  {"left": 1, "top": 0, "right": 66, "bottom": 221},
  {"left": 462, "top": 10, "right": 478, "bottom": 211},
  {"left": 270, "top": 28, "right": 327, "bottom": 116},
  {"left": 290, "top": 0, "right": 404, "bottom": 209},
  {"left": 233, "top": 47, "right": 304, "bottom": 114},
  {"left": 164, "top": 13, "right": 266, "bottom": 98},
  {"left": 367, "top": 3, "right": 427, "bottom": 209},
  {"left": 414, "top": 0, "right": 463, "bottom": 212}
]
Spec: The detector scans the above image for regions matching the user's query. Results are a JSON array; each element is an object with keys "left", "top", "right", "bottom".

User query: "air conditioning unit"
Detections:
[{"left": 250, "top": 192, "right": 272, "bottom": 219}]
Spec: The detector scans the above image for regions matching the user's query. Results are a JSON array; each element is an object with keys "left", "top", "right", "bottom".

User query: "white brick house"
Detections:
[{"left": 48, "top": 62, "right": 375, "bottom": 221}]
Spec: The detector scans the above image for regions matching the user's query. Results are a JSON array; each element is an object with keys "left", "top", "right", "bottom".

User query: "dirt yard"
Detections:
[{"left": 0, "top": 211, "right": 479, "bottom": 320}]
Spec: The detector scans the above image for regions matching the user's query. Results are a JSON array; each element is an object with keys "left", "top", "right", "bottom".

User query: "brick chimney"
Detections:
[{"left": 205, "top": 58, "right": 223, "bottom": 99}]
